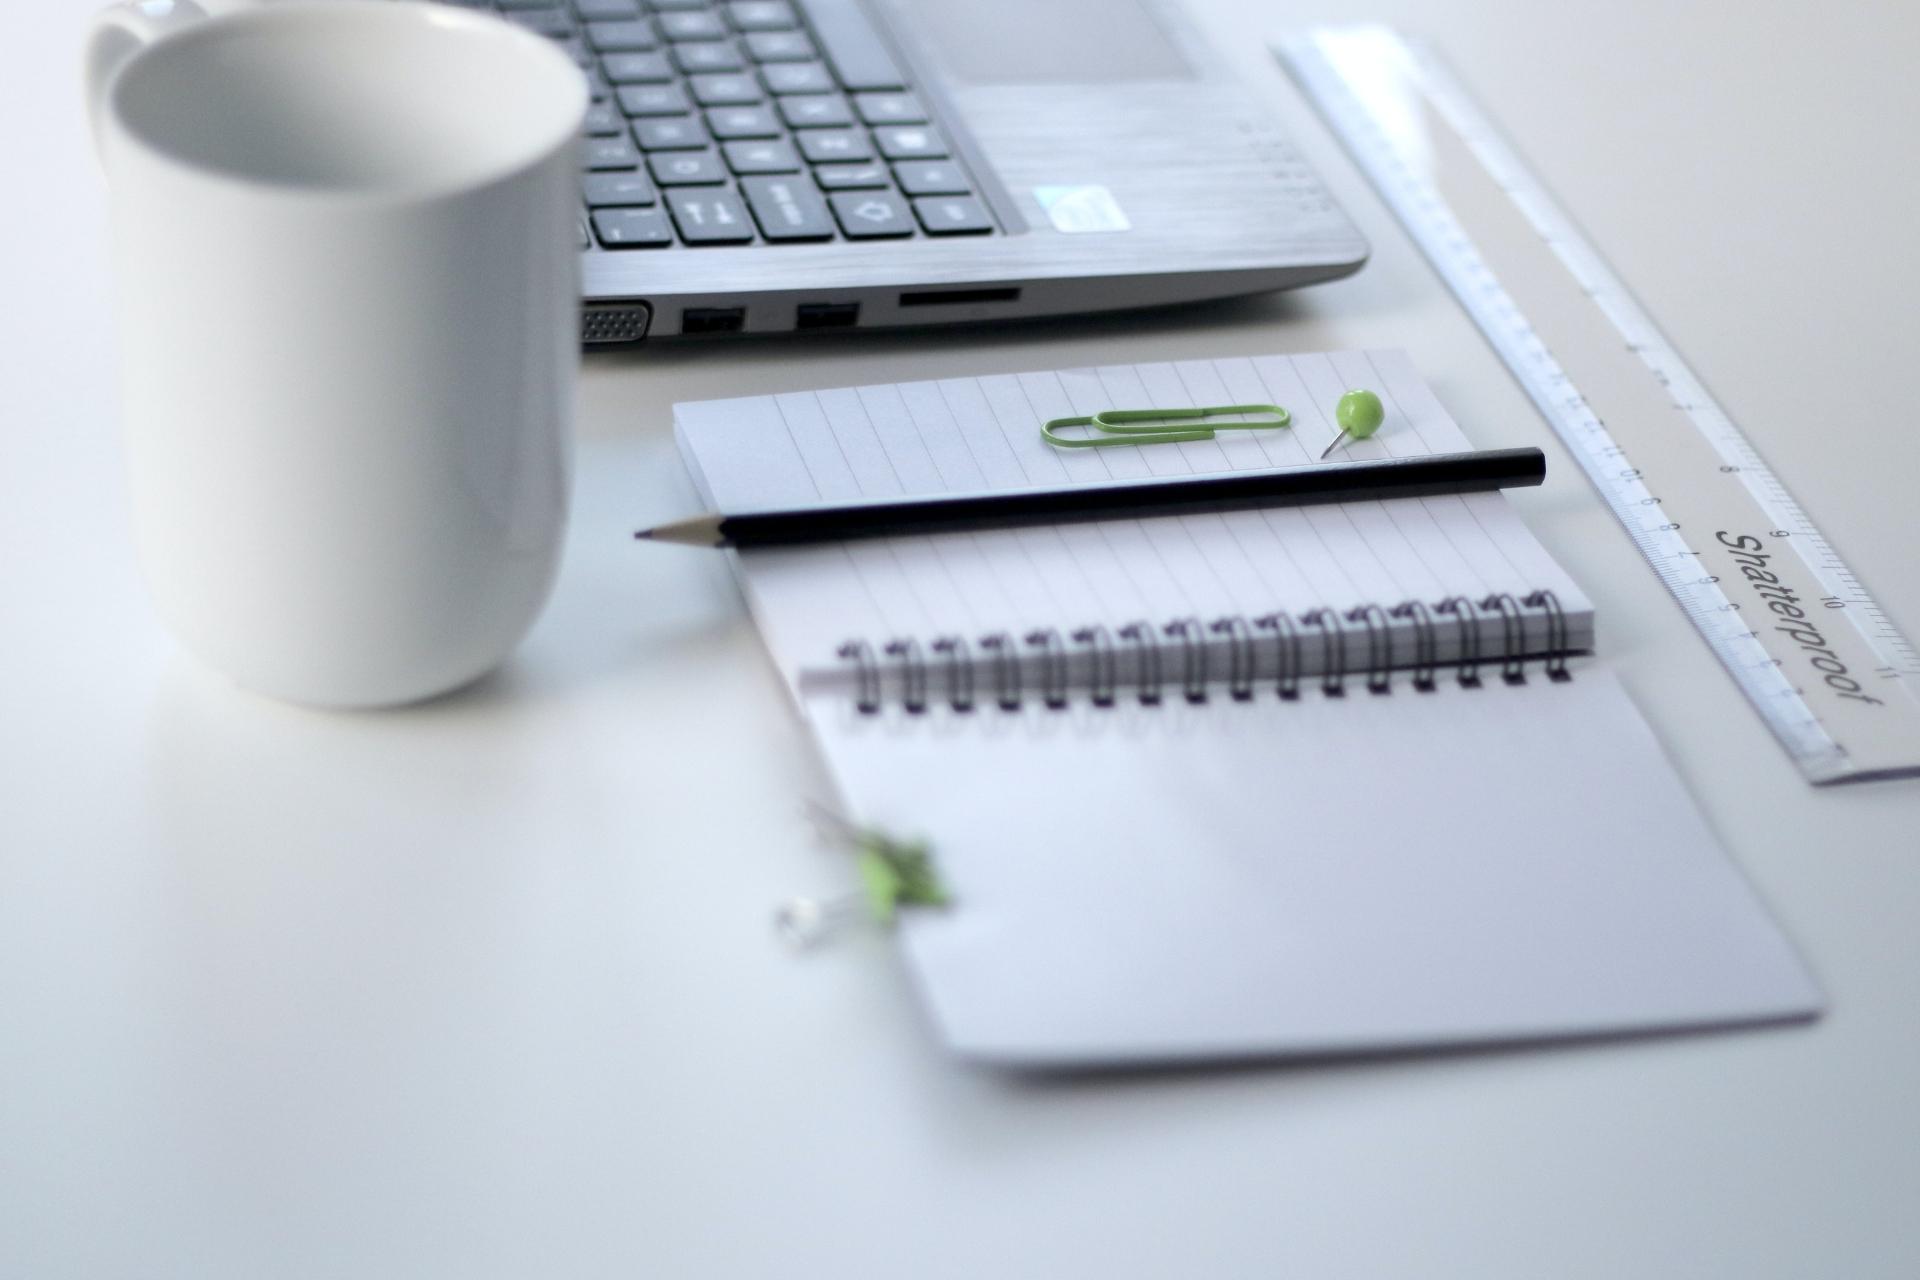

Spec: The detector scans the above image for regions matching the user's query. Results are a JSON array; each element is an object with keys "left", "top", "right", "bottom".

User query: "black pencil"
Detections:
[{"left": 637, "top": 447, "right": 1547, "bottom": 549}]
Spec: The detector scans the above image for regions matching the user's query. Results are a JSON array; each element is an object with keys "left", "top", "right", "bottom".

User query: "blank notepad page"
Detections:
[
  {"left": 811, "top": 668, "right": 1822, "bottom": 1064},
  {"left": 675, "top": 350, "right": 1589, "bottom": 684}
]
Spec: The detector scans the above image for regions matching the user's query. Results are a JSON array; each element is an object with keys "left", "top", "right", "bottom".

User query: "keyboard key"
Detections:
[
  {"left": 593, "top": 207, "right": 674, "bottom": 247},
  {"left": 723, "top": 138, "right": 802, "bottom": 174},
  {"left": 829, "top": 190, "right": 914, "bottom": 238},
  {"left": 780, "top": 96, "right": 853, "bottom": 129},
  {"left": 587, "top": 19, "right": 656, "bottom": 51},
  {"left": 854, "top": 93, "right": 926, "bottom": 125},
  {"left": 583, "top": 100, "right": 624, "bottom": 136},
  {"left": 633, "top": 116, "right": 710, "bottom": 149},
  {"left": 503, "top": 7, "right": 572, "bottom": 37},
  {"left": 657, "top": 10, "right": 726, "bottom": 40},
  {"left": 744, "top": 30, "right": 815, "bottom": 61},
  {"left": 892, "top": 160, "right": 969, "bottom": 196},
  {"left": 672, "top": 41, "right": 744, "bottom": 73},
  {"left": 559, "top": 36, "right": 594, "bottom": 68},
  {"left": 760, "top": 61, "right": 834, "bottom": 95},
  {"left": 796, "top": 128, "right": 872, "bottom": 162},
  {"left": 795, "top": 0, "right": 904, "bottom": 91},
  {"left": 666, "top": 190, "right": 757, "bottom": 243},
  {"left": 689, "top": 73, "right": 764, "bottom": 106},
  {"left": 583, "top": 134, "right": 643, "bottom": 169},
  {"left": 812, "top": 162, "right": 891, "bottom": 189},
  {"left": 873, "top": 125, "right": 946, "bottom": 160},
  {"left": 726, "top": 1, "right": 798, "bottom": 31},
  {"left": 913, "top": 195, "right": 992, "bottom": 235},
  {"left": 496, "top": 0, "right": 554, "bottom": 8},
  {"left": 574, "top": 0, "right": 641, "bottom": 18},
  {"left": 741, "top": 175, "right": 835, "bottom": 240},
  {"left": 649, "top": 0, "right": 709, "bottom": 8},
  {"left": 706, "top": 105, "right": 782, "bottom": 139},
  {"left": 648, "top": 149, "right": 728, "bottom": 185},
  {"left": 616, "top": 83, "right": 691, "bottom": 115},
  {"left": 583, "top": 171, "right": 658, "bottom": 206},
  {"left": 602, "top": 51, "right": 673, "bottom": 83}
]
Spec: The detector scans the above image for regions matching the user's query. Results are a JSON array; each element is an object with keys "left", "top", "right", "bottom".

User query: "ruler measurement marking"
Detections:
[{"left": 1283, "top": 26, "right": 1920, "bottom": 783}]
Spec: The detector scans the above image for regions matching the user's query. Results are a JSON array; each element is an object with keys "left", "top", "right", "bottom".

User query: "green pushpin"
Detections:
[
  {"left": 778, "top": 806, "right": 954, "bottom": 948},
  {"left": 855, "top": 835, "right": 951, "bottom": 926},
  {"left": 1320, "top": 388, "right": 1386, "bottom": 459}
]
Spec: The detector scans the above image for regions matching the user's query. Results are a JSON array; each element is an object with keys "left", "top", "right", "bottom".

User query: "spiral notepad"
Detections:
[{"left": 674, "top": 351, "right": 1820, "bottom": 1066}]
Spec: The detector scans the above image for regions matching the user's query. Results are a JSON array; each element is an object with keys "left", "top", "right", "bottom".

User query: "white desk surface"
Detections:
[{"left": 7, "top": 1, "right": 1919, "bottom": 1275}]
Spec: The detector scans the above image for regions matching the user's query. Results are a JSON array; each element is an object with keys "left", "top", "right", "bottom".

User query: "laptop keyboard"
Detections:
[{"left": 434, "top": 0, "right": 999, "bottom": 250}]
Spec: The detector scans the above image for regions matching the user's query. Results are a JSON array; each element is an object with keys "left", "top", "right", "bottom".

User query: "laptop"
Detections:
[{"left": 449, "top": 0, "right": 1368, "bottom": 342}]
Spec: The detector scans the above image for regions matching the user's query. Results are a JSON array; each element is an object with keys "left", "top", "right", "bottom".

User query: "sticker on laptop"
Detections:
[{"left": 1033, "top": 185, "right": 1132, "bottom": 233}]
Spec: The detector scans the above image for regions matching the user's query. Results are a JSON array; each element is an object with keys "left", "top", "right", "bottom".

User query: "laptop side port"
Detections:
[
  {"left": 795, "top": 302, "right": 860, "bottom": 330},
  {"left": 899, "top": 287, "right": 1021, "bottom": 307},
  {"left": 682, "top": 306, "right": 747, "bottom": 335},
  {"left": 582, "top": 302, "right": 653, "bottom": 345}
]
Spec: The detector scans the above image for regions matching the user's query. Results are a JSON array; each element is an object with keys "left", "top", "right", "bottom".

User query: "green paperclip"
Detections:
[{"left": 1042, "top": 403, "right": 1292, "bottom": 449}]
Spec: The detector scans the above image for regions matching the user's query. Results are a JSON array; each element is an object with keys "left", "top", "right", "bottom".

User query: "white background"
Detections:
[{"left": 4, "top": 0, "right": 1918, "bottom": 1275}]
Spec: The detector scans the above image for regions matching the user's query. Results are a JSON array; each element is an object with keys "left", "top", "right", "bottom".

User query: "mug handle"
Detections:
[{"left": 85, "top": 0, "right": 209, "bottom": 152}]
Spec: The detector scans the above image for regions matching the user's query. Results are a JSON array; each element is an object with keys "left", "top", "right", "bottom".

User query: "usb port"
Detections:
[
  {"left": 796, "top": 302, "right": 860, "bottom": 330},
  {"left": 681, "top": 307, "right": 745, "bottom": 335}
]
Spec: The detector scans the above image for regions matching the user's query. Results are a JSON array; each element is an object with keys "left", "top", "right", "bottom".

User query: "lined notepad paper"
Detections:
[
  {"left": 669, "top": 350, "right": 1821, "bottom": 1067},
  {"left": 676, "top": 350, "right": 1591, "bottom": 688},
  {"left": 667, "top": 350, "right": 1822, "bottom": 1066}
]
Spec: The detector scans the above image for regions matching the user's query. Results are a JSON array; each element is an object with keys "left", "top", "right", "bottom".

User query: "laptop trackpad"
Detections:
[{"left": 903, "top": 0, "right": 1195, "bottom": 84}]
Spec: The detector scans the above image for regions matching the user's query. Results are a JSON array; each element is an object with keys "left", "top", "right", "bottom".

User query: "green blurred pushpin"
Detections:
[
  {"left": 855, "top": 835, "right": 951, "bottom": 926},
  {"left": 1320, "top": 388, "right": 1386, "bottom": 459},
  {"left": 778, "top": 805, "right": 954, "bottom": 948}
]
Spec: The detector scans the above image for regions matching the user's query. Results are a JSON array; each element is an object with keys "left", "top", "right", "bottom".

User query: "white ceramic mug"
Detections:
[{"left": 87, "top": 0, "right": 587, "bottom": 708}]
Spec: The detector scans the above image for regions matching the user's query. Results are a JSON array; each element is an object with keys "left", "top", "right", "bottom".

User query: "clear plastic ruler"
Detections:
[{"left": 1281, "top": 25, "right": 1920, "bottom": 784}]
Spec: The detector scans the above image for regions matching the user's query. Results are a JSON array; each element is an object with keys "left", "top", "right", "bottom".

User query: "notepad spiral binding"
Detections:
[{"left": 833, "top": 591, "right": 1573, "bottom": 714}]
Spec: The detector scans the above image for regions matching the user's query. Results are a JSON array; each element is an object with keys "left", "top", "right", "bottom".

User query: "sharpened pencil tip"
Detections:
[{"left": 637, "top": 514, "right": 726, "bottom": 547}]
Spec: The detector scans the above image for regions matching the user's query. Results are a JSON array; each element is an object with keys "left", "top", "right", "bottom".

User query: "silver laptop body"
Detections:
[{"left": 561, "top": 0, "right": 1367, "bottom": 342}]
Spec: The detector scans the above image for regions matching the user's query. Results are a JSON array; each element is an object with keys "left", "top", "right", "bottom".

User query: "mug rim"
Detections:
[{"left": 104, "top": 0, "right": 588, "bottom": 206}]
